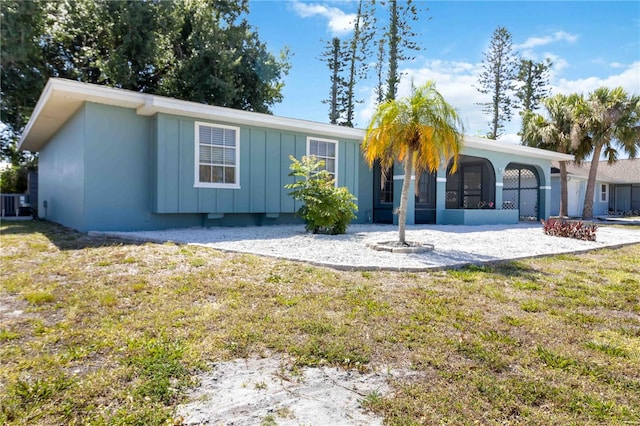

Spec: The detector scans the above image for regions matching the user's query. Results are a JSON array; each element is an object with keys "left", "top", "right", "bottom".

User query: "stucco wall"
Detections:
[{"left": 38, "top": 105, "right": 87, "bottom": 230}]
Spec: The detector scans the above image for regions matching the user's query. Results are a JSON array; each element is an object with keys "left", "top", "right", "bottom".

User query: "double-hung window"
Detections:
[
  {"left": 599, "top": 183, "right": 608, "bottom": 203},
  {"left": 195, "top": 122, "right": 240, "bottom": 188},
  {"left": 307, "top": 137, "right": 338, "bottom": 184}
]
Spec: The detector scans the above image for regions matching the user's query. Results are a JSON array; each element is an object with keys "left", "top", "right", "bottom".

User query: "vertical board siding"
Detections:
[
  {"left": 250, "top": 129, "right": 267, "bottom": 212},
  {"left": 161, "top": 116, "right": 181, "bottom": 212},
  {"left": 280, "top": 133, "right": 296, "bottom": 212},
  {"left": 179, "top": 119, "right": 200, "bottom": 212},
  {"left": 153, "top": 113, "right": 363, "bottom": 216},
  {"left": 265, "top": 131, "right": 282, "bottom": 213},
  {"left": 235, "top": 129, "right": 251, "bottom": 212}
]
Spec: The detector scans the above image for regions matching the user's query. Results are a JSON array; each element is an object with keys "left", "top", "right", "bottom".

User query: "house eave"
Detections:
[
  {"left": 19, "top": 78, "right": 365, "bottom": 152},
  {"left": 462, "top": 135, "right": 575, "bottom": 161},
  {"left": 19, "top": 78, "right": 576, "bottom": 163}
]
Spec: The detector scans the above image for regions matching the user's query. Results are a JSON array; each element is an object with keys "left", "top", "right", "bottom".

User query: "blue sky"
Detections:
[{"left": 248, "top": 0, "right": 640, "bottom": 143}]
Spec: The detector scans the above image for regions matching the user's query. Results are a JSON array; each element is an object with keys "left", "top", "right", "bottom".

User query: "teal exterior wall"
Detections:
[
  {"left": 37, "top": 100, "right": 559, "bottom": 232},
  {"left": 38, "top": 105, "right": 87, "bottom": 230},
  {"left": 550, "top": 176, "right": 561, "bottom": 216},
  {"left": 39, "top": 103, "right": 367, "bottom": 232},
  {"left": 387, "top": 146, "right": 555, "bottom": 225},
  {"left": 152, "top": 113, "right": 364, "bottom": 219}
]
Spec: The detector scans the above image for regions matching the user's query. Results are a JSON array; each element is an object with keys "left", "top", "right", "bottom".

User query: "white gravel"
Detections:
[{"left": 93, "top": 223, "right": 640, "bottom": 271}]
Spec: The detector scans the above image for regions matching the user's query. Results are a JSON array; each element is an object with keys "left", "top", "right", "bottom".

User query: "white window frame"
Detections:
[
  {"left": 306, "top": 137, "right": 338, "bottom": 186},
  {"left": 599, "top": 183, "right": 608, "bottom": 203},
  {"left": 194, "top": 121, "right": 240, "bottom": 189}
]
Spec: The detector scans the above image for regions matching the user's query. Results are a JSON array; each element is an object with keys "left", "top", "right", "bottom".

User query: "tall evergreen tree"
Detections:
[
  {"left": 382, "top": 0, "right": 424, "bottom": 101},
  {"left": 516, "top": 58, "right": 552, "bottom": 138},
  {"left": 374, "top": 39, "right": 386, "bottom": 105},
  {"left": 476, "top": 26, "right": 519, "bottom": 139},
  {"left": 342, "top": 0, "right": 374, "bottom": 127},
  {"left": 320, "top": 37, "right": 348, "bottom": 124}
]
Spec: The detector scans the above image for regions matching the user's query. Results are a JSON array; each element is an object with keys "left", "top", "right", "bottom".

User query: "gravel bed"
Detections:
[{"left": 93, "top": 223, "right": 640, "bottom": 271}]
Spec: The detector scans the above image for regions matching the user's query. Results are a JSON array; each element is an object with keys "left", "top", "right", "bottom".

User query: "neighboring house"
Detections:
[
  {"left": 19, "top": 79, "right": 572, "bottom": 232},
  {"left": 550, "top": 159, "right": 640, "bottom": 217}
]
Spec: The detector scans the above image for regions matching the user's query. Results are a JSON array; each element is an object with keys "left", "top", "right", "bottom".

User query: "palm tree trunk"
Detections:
[
  {"left": 582, "top": 142, "right": 603, "bottom": 220},
  {"left": 559, "top": 161, "right": 568, "bottom": 217},
  {"left": 397, "top": 148, "right": 413, "bottom": 245}
]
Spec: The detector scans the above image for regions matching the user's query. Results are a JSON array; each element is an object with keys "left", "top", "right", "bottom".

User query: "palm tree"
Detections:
[
  {"left": 575, "top": 87, "right": 640, "bottom": 219},
  {"left": 363, "top": 81, "right": 464, "bottom": 244},
  {"left": 522, "top": 94, "right": 583, "bottom": 217}
]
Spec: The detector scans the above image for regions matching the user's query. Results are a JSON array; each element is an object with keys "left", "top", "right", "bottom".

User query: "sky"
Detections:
[{"left": 248, "top": 0, "right": 640, "bottom": 144}]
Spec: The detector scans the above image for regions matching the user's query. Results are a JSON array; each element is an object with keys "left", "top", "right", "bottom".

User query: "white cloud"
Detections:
[
  {"left": 291, "top": 1, "right": 355, "bottom": 36},
  {"left": 552, "top": 62, "right": 640, "bottom": 95},
  {"left": 516, "top": 31, "right": 579, "bottom": 50},
  {"left": 356, "top": 60, "right": 640, "bottom": 145},
  {"left": 357, "top": 59, "right": 495, "bottom": 138}
]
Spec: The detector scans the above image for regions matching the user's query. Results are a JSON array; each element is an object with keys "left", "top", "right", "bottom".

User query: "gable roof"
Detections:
[
  {"left": 552, "top": 159, "right": 640, "bottom": 184},
  {"left": 19, "top": 78, "right": 573, "bottom": 162}
]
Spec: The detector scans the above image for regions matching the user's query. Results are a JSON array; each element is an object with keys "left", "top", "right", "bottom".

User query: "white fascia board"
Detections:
[
  {"left": 18, "top": 79, "right": 57, "bottom": 150},
  {"left": 138, "top": 96, "right": 366, "bottom": 141},
  {"left": 19, "top": 79, "right": 150, "bottom": 151},
  {"left": 463, "top": 135, "right": 575, "bottom": 161}
]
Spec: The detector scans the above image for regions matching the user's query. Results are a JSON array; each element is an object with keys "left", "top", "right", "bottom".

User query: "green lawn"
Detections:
[{"left": 1, "top": 220, "right": 639, "bottom": 425}]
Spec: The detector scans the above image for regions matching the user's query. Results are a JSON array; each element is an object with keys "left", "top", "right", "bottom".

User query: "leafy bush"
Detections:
[
  {"left": 541, "top": 218, "right": 597, "bottom": 241},
  {"left": 285, "top": 155, "right": 358, "bottom": 235}
]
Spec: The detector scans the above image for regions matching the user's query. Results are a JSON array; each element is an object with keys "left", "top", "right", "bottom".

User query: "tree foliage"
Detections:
[
  {"left": 285, "top": 156, "right": 358, "bottom": 235},
  {"left": 516, "top": 58, "right": 552, "bottom": 115},
  {"left": 320, "top": 37, "right": 348, "bottom": 125},
  {"left": 380, "top": 0, "right": 425, "bottom": 101},
  {"left": 319, "top": 0, "right": 374, "bottom": 127},
  {"left": 516, "top": 58, "right": 552, "bottom": 136},
  {"left": 573, "top": 87, "right": 640, "bottom": 219},
  {"left": 476, "top": 26, "right": 519, "bottom": 139},
  {"left": 522, "top": 94, "right": 584, "bottom": 217},
  {"left": 0, "top": 0, "right": 291, "bottom": 163},
  {"left": 363, "top": 81, "right": 464, "bottom": 244}
]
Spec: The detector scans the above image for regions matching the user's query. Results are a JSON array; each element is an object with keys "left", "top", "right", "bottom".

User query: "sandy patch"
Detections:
[{"left": 174, "top": 356, "right": 399, "bottom": 425}]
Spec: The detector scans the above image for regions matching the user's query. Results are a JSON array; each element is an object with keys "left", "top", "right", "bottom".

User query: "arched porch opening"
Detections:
[
  {"left": 503, "top": 163, "right": 540, "bottom": 221},
  {"left": 445, "top": 155, "right": 496, "bottom": 209}
]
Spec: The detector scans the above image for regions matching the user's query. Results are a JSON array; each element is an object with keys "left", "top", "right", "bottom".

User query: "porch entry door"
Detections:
[
  {"left": 373, "top": 161, "right": 394, "bottom": 223},
  {"left": 415, "top": 170, "right": 436, "bottom": 224},
  {"left": 503, "top": 165, "right": 540, "bottom": 221}
]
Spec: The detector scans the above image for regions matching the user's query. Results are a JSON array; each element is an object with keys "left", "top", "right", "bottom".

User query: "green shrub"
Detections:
[
  {"left": 541, "top": 218, "right": 597, "bottom": 241},
  {"left": 285, "top": 155, "right": 358, "bottom": 235}
]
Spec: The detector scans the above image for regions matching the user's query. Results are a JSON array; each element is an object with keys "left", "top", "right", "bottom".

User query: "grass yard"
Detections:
[{"left": 1, "top": 220, "right": 639, "bottom": 425}]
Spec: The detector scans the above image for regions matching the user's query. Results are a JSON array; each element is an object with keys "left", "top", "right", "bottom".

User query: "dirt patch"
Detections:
[{"left": 174, "top": 356, "right": 404, "bottom": 425}]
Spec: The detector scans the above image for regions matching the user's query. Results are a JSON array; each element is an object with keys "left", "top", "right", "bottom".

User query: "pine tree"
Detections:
[
  {"left": 342, "top": 0, "right": 374, "bottom": 127},
  {"left": 476, "top": 26, "right": 519, "bottom": 139},
  {"left": 383, "top": 0, "right": 424, "bottom": 101},
  {"left": 515, "top": 58, "right": 551, "bottom": 139},
  {"left": 320, "top": 37, "right": 348, "bottom": 124},
  {"left": 374, "top": 39, "right": 386, "bottom": 104}
]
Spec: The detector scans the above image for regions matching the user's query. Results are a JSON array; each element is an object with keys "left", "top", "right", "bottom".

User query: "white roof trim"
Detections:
[
  {"left": 19, "top": 78, "right": 363, "bottom": 151},
  {"left": 18, "top": 78, "right": 575, "bottom": 162},
  {"left": 462, "top": 135, "right": 574, "bottom": 161}
]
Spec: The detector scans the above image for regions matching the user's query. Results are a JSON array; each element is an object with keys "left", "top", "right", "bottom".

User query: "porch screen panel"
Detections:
[
  {"left": 502, "top": 166, "right": 539, "bottom": 220},
  {"left": 502, "top": 169, "right": 519, "bottom": 210},
  {"left": 462, "top": 166, "right": 482, "bottom": 208}
]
